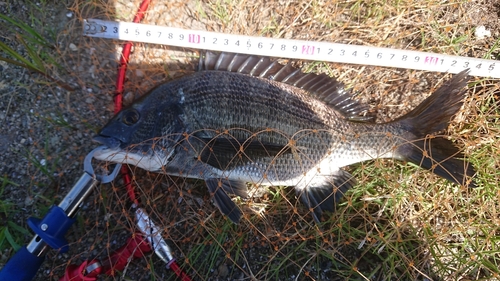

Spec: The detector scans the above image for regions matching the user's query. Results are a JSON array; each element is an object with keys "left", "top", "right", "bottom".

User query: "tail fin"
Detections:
[{"left": 396, "top": 70, "right": 476, "bottom": 187}]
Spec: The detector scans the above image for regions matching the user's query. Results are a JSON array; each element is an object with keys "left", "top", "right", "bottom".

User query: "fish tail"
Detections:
[{"left": 396, "top": 70, "right": 476, "bottom": 187}]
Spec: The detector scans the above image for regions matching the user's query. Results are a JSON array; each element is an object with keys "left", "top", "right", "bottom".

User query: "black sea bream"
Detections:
[{"left": 93, "top": 52, "right": 476, "bottom": 223}]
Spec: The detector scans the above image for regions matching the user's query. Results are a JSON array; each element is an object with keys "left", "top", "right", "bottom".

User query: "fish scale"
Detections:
[
  {"left": 93, "top": 52, "right": 476, "bottom": 223},
  {"left": 185, "top": 83, "right": 335, "bottom": 172},
  {"left": 177, "top": 71, "right": 400, "bottom": 171}
]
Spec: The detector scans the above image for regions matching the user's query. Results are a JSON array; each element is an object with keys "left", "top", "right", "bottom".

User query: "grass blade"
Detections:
[
  {"left": 16, "top": 34, "right": 46, "bottom": 73},
  {"left": 0, "top": 40, "right": 39, "bottom": 70},
  {"left": 0, "top": 13, "right": 52, "bottom": 48}
]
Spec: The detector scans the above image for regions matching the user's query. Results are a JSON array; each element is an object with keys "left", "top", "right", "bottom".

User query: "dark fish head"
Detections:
[
  {"left": 92, "top": 107, "right": 141, "bottom": 149},
  {"left": 92, "top": 87, "right": 187, "bottom": 172}
]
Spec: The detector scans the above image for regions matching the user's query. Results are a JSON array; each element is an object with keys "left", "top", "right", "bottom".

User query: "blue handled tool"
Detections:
[{"left": 0, "top": 147, "right": 121, "bottom": 281}]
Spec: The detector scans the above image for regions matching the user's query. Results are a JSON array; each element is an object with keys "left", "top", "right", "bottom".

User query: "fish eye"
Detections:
[{"left": 122, "top": 109, "right": 140, "bottom": 125}]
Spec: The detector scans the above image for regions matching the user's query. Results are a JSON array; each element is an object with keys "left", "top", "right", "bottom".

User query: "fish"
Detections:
[{"left": 93, "top": 52, "right": 476, "bottom": 223}]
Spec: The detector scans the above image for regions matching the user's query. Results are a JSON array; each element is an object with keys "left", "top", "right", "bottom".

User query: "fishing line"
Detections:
[{"left": 83, "top": 19, "right": 499, "bottom": 78}]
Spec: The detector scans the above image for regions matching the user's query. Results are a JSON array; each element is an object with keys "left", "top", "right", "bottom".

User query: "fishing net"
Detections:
[{"left": 2, "top": 0, "right": 499, "bottom": 280}]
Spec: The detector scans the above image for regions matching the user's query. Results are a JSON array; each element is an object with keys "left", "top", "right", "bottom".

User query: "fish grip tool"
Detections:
[{"left": 0, "top": 146, "right": 121, "bottom": 281}]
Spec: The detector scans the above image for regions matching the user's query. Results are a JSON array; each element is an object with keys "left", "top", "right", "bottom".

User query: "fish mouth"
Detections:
[
  {"left": 92, "top": 135, "right": 122, "bottom": 149},
  {"left": 91, "top": 135, "right": 167, "bottom": 171},
  {"left": 91, "top": 135, "right": 124, "bottom": 162}
]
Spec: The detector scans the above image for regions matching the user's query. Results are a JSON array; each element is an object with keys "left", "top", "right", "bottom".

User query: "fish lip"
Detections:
[{"left": 92, "top": 135, "right": 122, "bottom": 149}]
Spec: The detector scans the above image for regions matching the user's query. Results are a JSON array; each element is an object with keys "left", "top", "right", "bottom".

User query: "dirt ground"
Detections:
[{"left": 1, "top": 0, "right": 499, "bottom": 280}]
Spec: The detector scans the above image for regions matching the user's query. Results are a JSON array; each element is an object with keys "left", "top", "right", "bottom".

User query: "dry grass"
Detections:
[{"left": 1, "top": 0, "right": 499, "bottom": 280}]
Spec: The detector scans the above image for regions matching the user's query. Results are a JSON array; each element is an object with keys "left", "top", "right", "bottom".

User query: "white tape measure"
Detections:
[{"left": 83, "top": 19, "right": 499, "bottom": 78}]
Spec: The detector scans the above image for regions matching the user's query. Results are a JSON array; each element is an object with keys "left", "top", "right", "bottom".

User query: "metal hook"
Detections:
[{"left": 84, "top": 146, "right": 122, "bottom": 183}]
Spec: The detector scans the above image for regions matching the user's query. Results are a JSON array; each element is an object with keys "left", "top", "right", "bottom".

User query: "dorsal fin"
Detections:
[{"left": 198, "top": 52, "right": 374, "bottom": 122}]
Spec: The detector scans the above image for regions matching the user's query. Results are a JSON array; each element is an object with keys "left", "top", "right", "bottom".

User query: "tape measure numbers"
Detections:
[{"left": 83, "top": 19, "right": 499, "bottom": 78}]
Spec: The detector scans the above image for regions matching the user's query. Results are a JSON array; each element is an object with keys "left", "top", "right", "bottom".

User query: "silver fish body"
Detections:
[{"left": 93, "top": 53, "right": 475, "bottom": 223}]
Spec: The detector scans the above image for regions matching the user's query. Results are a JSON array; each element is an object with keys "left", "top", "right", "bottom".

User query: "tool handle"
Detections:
[{"left": 0, "top": 246, "right": 45, "bottom": 281}]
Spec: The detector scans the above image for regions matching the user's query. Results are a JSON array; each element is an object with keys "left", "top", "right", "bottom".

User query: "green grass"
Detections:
[
  {"left": 0, "top": 13, "right": 73, "bottom": 90},
  {"left": 0, "top": 176, "right": 30, "bottom": 253},
  {"left": 183, "top": 1, "right": 500, "bottom": 280},
  {"left": 207, "top": 0, "right": 232, "bottom": 27}
]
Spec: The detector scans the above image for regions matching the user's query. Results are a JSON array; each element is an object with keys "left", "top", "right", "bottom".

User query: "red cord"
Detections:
[
  {"left": 115, "top": 0, "right": 151, "bottom": 205},
  {"left": 170, "top": 261, "right": 193, "bottom": 281},
  {"left": 60, "top": 234, "right": 151, "bottom": 281},
  {"left": 113, "top": 0, "right": 193, "bottom": 280},
  {"left": 60, "top": 1, "right": 152, "bottom": 280},
  {"left": 115, "top": 0, "right": 150, "bottom": 114},
  {"left": 62, "top": 1, "right": 192, "bottom": 279}
]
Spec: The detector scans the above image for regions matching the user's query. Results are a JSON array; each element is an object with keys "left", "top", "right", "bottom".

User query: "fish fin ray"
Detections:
[
  {"left": 220, "top": 178, "right": 248, "bottom": 198},
  {"left": 296, "top": 169, "right": 356, "bottom": 222},
  {"left": 199, "top": 52, "right": 374, "bottom": 122},
  {"left": 398, "top": 138, "right": 476, "bottom": 187},
  {"left": 206, "top": 178, "right": 243, "bottom": 223},
  {"left": 399, "top": 70, "right": 470, "bottom": 132},
  {"left": 396, "top": 70, "right": 476, "bottom": 187}
]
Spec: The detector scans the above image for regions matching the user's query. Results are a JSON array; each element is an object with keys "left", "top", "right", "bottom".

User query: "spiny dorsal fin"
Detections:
[{"left": 199, "top": 52, "right": 374, "bottom": 122}]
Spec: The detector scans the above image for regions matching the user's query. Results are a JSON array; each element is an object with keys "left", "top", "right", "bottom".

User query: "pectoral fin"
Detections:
[
  {"left": 205, "top": 178, "right": 248, "bottom": 223},
  {"left": 296, "top": 169, "right": 356, "bottom": 222}
]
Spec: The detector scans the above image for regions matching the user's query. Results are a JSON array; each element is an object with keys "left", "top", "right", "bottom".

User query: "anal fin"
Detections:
[{"left": 296, "top": 169, "right": 356, "bottom": 222}]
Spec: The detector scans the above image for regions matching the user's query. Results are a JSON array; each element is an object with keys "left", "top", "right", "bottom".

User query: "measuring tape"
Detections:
[{"left": 83, "top": 19, "right": 499, "bottom": 78}]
